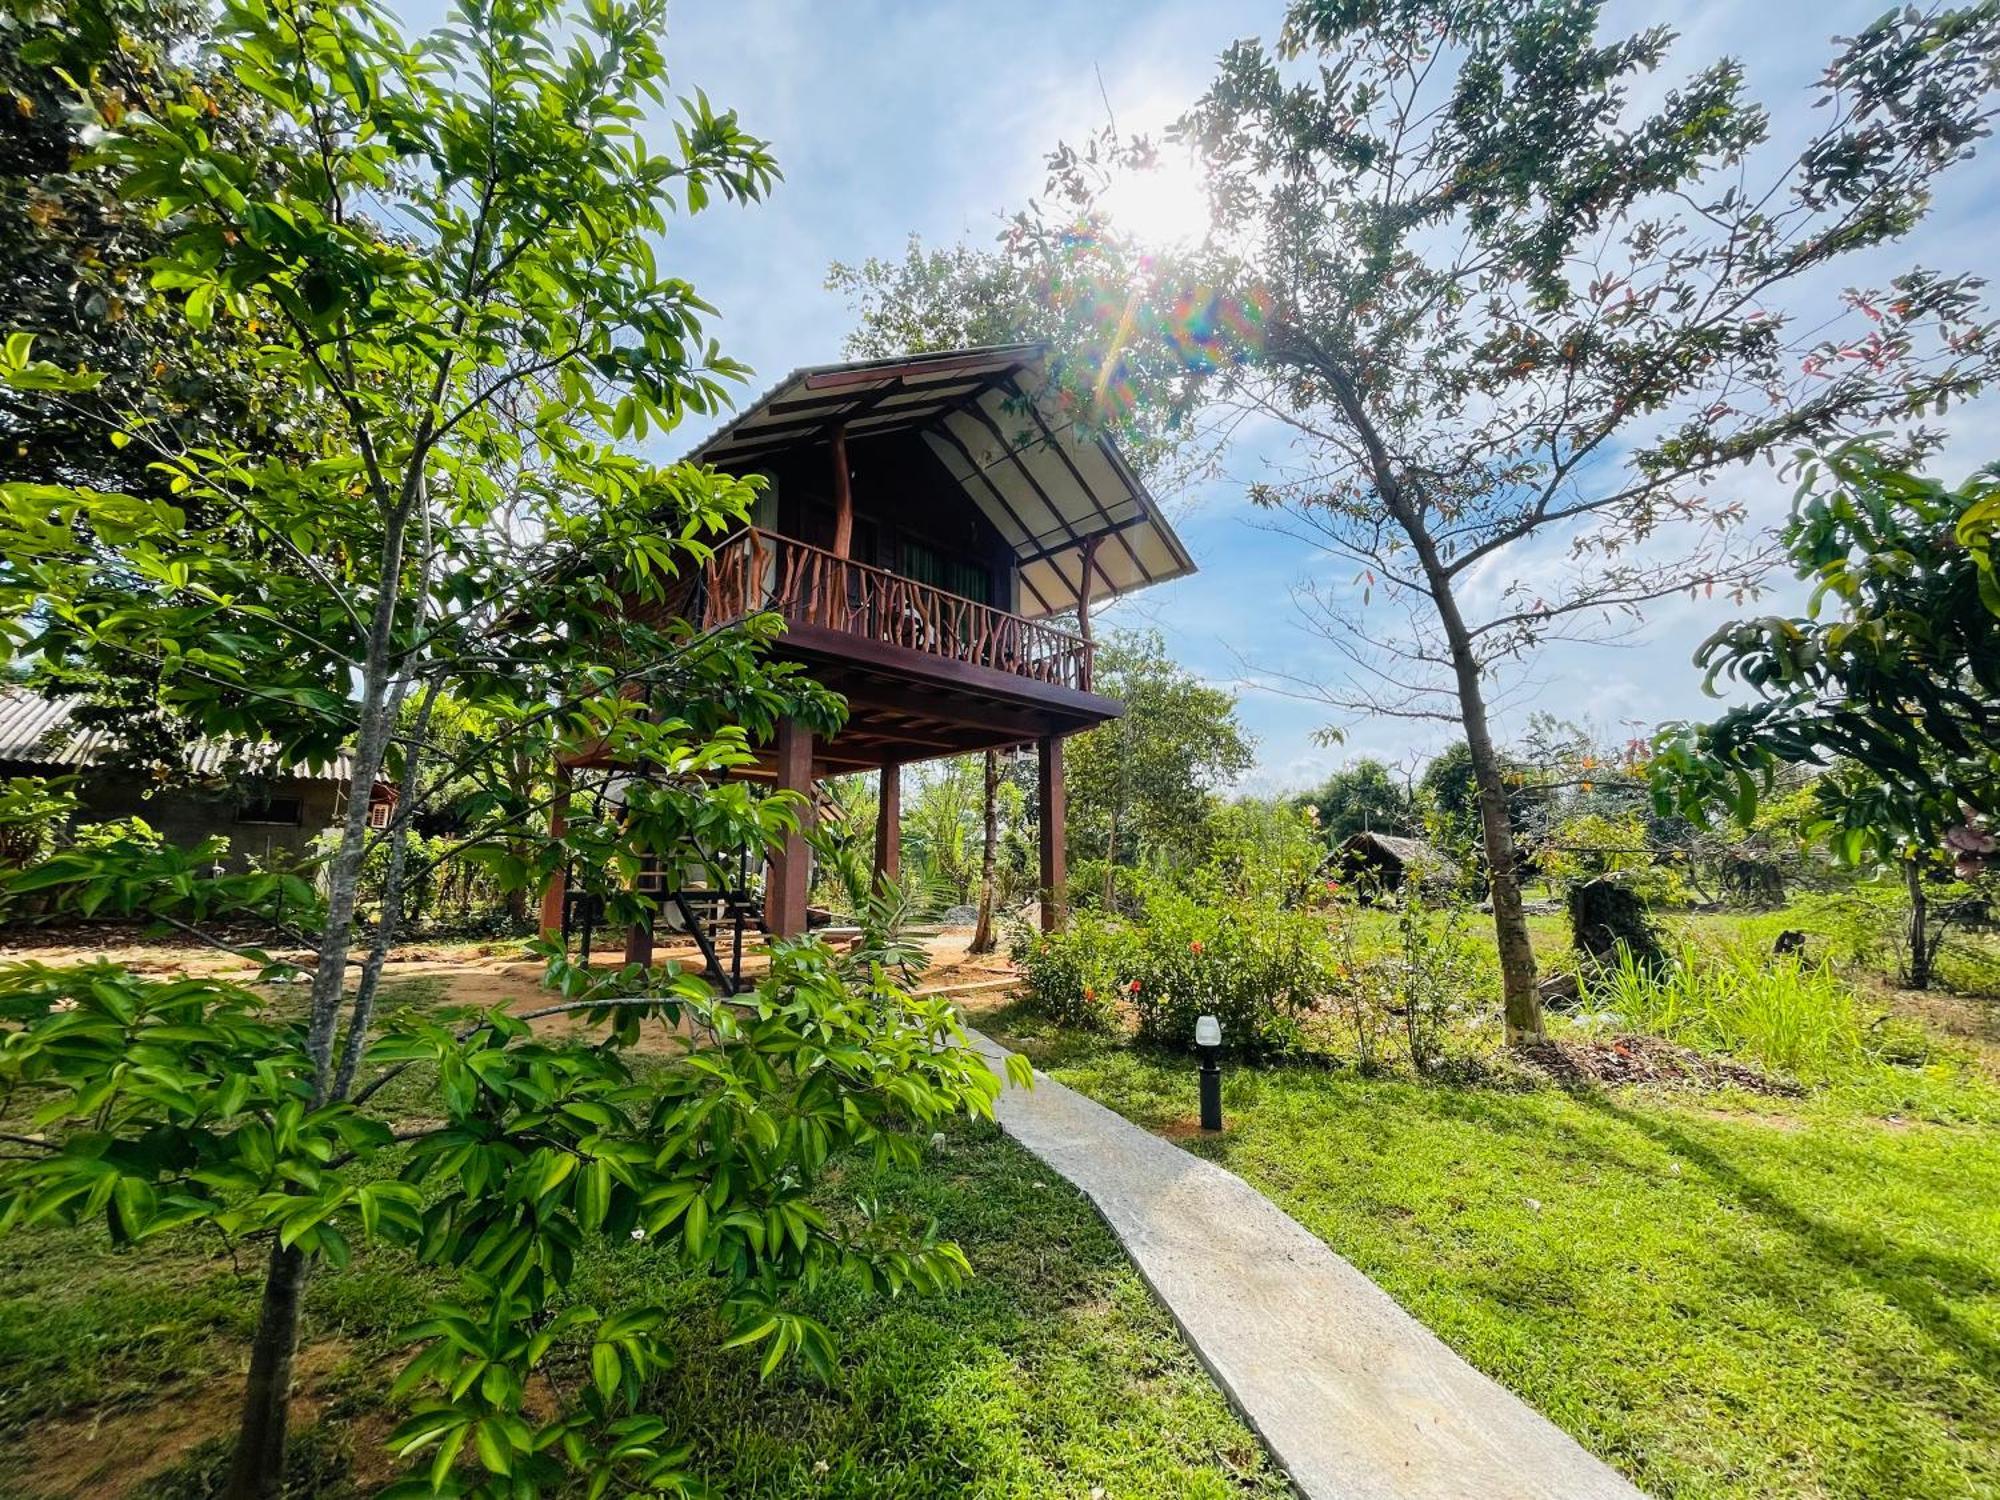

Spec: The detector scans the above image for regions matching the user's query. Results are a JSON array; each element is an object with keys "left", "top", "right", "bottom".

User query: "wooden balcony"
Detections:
[{"left": 697, "top": 527, "right": 1095, "bottom": 694}]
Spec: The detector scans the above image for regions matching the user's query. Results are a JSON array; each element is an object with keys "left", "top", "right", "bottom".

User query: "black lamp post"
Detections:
[{"left": 1195, "top": 1014, "right": 1223, "bottom": 1132}]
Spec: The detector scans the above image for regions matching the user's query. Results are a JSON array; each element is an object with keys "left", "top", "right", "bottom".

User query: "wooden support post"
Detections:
[
  {"left": 830, "top": 424, "right": 853, "bottom": 560},
  {"left": 1038, "top": 733, "right": 1066, "bottom": 933},
  {"left": 873, "top": 760, "right": 901, "bottom": 892},
  {"left": 1076, "top": 534, "right": 1099, "bottom": 644},
  {"left": 623, "top": 860, "right": 654, "bottom": 967},
  {"left": 765, "top": 717, "right": 814, "bottom": 938},
  {"left": 537, "top": 767, "right": 571, "bottom": 940}
]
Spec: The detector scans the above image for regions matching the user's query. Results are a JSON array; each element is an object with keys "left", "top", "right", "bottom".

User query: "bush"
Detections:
[
  {"left": 335, "top": 828, "right": 516, "bottom": 934},
  {"left": 1064, "top": 857, "right": 1149, "bottom": 917},
  {"left": 1391, "top": 889, "right": 1493, "bottom": 1074},
  {"left": 1011, "top": 910, "right": 1133, "bottom": 1032},
  {"left": 1019, "top": 888, "right": 1340, "bottom": 1056}
]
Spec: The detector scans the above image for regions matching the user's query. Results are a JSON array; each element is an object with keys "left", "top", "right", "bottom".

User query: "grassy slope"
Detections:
[
  {"left": 981, "top": 1012, "right": 2000, "bottom": 1500},
  {"left": 0, "top": 979, "right": 1288, "bottom": 1500}
]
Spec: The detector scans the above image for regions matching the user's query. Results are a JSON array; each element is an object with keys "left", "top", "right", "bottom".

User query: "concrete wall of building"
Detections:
[{"left": 69, "top": 770, "right": 344, "bottom": 870}]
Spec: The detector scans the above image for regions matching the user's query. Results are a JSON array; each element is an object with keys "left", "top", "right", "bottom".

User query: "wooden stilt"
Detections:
[
  {"left": 765, "top": 717, "right": 814, "bottom": 938},
  {"left": 1038, "top": 733, "right": 1066, "bottom": 933},
  {"left": 623, "top": 867, "right": 654, "bottom": 967},
  {"left": 873, "top": 760, "right": 901, "bottom": 893},
  {"left": 538, "top": 767, "right": 571, "bottom": 940}
]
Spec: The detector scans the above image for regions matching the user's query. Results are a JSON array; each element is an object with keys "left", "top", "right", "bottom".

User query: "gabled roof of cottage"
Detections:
[{"left": 688, "top": 343, "right": 1196, "bottom": 620}]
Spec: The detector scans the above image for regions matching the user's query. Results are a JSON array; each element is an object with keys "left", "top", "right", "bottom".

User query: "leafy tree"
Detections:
[
  {"left": 0, "top": 3, "right": 1019, "bottom": 1497},
  {"left": 1653, "top": 442, "right": 2000, "bottom": 987},
  {"left": 901, "top": 755, "right": 984, "bottom": 905},
  {"left": 0, "top": 0, "right": 292, "bottom": 496},
  {"left": 1028, "top": 1, "right": 2000, "bottom": 1040},
  {"left": 1204, "top": 795, "right": 1327, "bottom": 907},
  {"left": 2, "top": 0, "right": 338, "bottom": 753},
  {"left": 1066, "top": 630, "right": 1254, "bottom": 905},
  {"left": 1416, "top": 741, "right": 1540, "bottom": 868},
  {"left": 1299, "top": 757, "right": 1412, "bottom": 845}
]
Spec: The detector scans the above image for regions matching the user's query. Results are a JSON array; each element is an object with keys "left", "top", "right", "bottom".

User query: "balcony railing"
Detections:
[{"left": 699, "top": 528, "right": 1095, "bottom": 694}]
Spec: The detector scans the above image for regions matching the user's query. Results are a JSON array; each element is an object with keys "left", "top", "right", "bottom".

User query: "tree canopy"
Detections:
[
  {"left": 1300, "top": 758, "right": 1413, "bottom": 845},
  {"left": 1652, "top": 441, "right": 2000, "bottom": 877},
  {"left": 1066, "top": 629, "right": 1255, "bottom": 895},
  {"left": 0, "top": 2, "right": 1017, "bottom": 1495},
  {"left": 1041, "top": 0, "right": 2000, "bottom": 1040}
]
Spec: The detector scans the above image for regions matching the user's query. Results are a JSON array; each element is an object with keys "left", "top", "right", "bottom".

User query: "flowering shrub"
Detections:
[
  {"left": 1017, "top": 888, "right": 1341, "bottom": 1055},
  {"left": 1126, "top": 891, "right": 1342, "bottom": 1055},
  {"left": 1011, "top": 910, "right": 1135, "bottom": 1031}
]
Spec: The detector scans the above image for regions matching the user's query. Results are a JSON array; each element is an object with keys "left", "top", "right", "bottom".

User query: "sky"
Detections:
[{"left": 397, "top": 0, "right": 2000, "bottom": 794}]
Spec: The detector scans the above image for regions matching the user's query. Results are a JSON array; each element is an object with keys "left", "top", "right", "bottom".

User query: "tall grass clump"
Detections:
[{"left": 1589, "top": 939, "right": 1868, "bottom": 1082}]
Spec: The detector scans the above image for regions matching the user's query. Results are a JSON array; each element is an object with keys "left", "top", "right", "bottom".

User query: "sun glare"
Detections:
[{"left": 1096, "top": 154, "right": 1213, "bottom": 249}]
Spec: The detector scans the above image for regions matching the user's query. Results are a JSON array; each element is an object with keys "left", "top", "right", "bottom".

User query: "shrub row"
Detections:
[{"left": 1014, "top": 889, "right": 1339, "bottom": 1056}]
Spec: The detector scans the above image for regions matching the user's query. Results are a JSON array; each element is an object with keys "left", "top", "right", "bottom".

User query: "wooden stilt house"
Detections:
[{"left": 540, "top": 343, "right": 1194, "bottom": 967}]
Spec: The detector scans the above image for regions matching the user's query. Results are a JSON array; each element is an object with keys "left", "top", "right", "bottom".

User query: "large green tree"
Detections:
[
  {"left": 1034, "top": 0, "right": 2000, "bottom": 1040},
  {"left": 828, "top": 227, "right": 1216, "bottom": 486},
  {"left": 1652, "top": 441, "right": 2000, "bottom": 986},
  {"left": 1067, "top": 630, "right": 1255, "bottom": 905},
  {"left": 2, "top": 0, "right": 339, "bottom": 754},
  {"left": 1300, "top": 757, "right": 1413, "bottom": 845},
  {"left": 0, "top": 3, "right": 1015, "bottom": 1496}
]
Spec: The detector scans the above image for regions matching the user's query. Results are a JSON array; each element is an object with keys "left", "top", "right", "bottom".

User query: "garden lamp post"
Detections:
[{"left": 1195, "top": 1014, "right": 1223, "bottom": 1132}]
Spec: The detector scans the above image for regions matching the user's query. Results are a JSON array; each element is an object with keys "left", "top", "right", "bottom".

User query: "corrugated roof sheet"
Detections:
[
  {"left": 689, "top": 344, "right": 1196, "bottom": 620},
  {"left": 0, "top": 688, "right": 354, "bottom": 782}
]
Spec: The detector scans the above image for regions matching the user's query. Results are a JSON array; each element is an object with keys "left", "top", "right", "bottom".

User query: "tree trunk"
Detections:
[
  {"left": 224, "top": 1242, "right": 308, "bottom": 1500},
  {"left": 1103, "top": 807, "right": 1119, "bottom": 916},
  {"left": 1421, "top": 568, "right": 1544, "bottom": 1043},
  {"left": 1457, "top": 675, "right": 1544, "bottom": 1042},
  {"left": 1905, "top": 856, "right": 1932, "bottom": 991},
  {"left": 969, "top": 751, "right": 999, "bottom": 954},
  {"left": 1312, "top": 361, "right": 1543, "bottom": 1044}
]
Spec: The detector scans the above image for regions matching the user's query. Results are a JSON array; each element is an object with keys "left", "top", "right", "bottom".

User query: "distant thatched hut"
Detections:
[{"left": 1332, "top": 831, "right": 1459, "bottom": 898}]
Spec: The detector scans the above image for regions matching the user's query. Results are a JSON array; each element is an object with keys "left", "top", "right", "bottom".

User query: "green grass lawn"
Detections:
[
  {"left": 979, "top": 1012, "right": 2000, "bottom": 1500},
  {"left": 0, "top": 979, "right": 1288, "bottom": 1500}
]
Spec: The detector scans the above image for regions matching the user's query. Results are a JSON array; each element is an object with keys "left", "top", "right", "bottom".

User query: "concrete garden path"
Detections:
[{"left": 969, "top": 1029, "right": 1646, "bottom": 1500}]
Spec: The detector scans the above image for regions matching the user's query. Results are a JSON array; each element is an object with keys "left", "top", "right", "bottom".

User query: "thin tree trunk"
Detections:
[
  {"left": 969, "top": 751, "right": 998, "bottom": 954},
  {"left": 223, "top": 1241, "right": 308, "bottom": 1500},
  {"left": 1905, "top": 856, "right": 1932, "bottom": 991},
  {"left": 227, "top": 440, "right": 425, "bottom": 1499},
  {"left": 332, "top": 672, "right": 441, "bottom": 1099},
  {"left": 1103, "top": 807, "right": 1119, "bottom": 916},
  {"left": 1432, "top": 585, "right": 1542, "bottom": 1042},
  {"left": 1307, "top": 356, "right": 1544, "bottom": 1043}
]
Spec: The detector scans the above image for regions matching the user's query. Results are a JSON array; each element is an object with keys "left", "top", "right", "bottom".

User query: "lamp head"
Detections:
[{"left": 1194, "top": 1014, "right": 1222, "bottom": 1049}]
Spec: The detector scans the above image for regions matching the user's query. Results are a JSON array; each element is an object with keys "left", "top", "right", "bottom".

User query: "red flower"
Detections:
[
  {"left": 1128, "top": 979, "right": 1141, "bottom": 994},
  {"left": 1083, "top": 987, "right": 1096, "bottom": 1002},
  {"left": 1189, "top": 940, "right": 1204, "bottom": 955}
]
